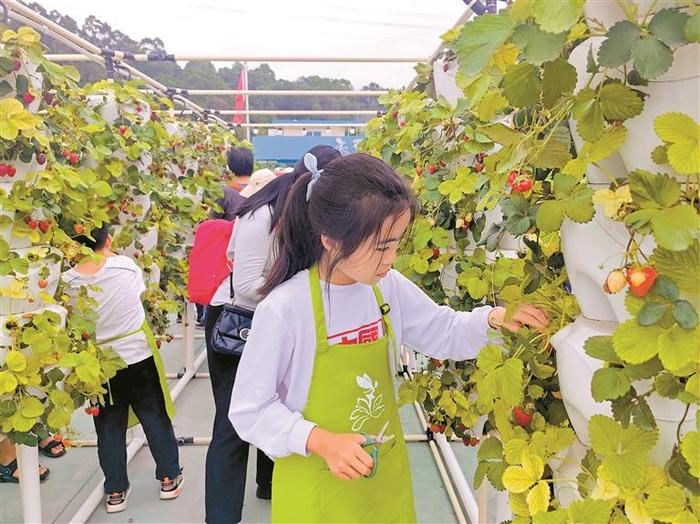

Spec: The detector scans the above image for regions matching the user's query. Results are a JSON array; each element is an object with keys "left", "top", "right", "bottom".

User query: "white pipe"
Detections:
[
  {"left": 434, "top": 433, "right": 481, "bottom": 523},
  {"left": 182, "top": 303, "right": 196, "bottom": 375},
  {"left": 44, "top": 54, "right": 424, "bottom": 63},
  {"left": 232, "top": 123, "right": 367, "bottom": 128},
  {"left": 182, "top": 89, "right": 387, "bottom": 96},
  {"left": 404, "top": 364, "right": 479, "bottom": 524},
  {"left": 172, "top": 333, "right": 205, "bottom": 340},
  {"left": 74, "top": 434, "right": 433, "bottom": 447},
  {"left": 164, "top": 372, "right": 210, "bottom": 379},
  {"left": 402, "top": 370, "right": 467, "bottom": 524},
  {"left": 165, "top": 110, "right": 378, "bottom": 116},
  {"left": 17, "top": 444, "right": 42, "bottom": 524}
]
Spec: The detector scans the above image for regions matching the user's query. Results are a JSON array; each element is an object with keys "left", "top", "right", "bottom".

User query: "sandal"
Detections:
[
  {"left": 38, "top": 439, "right": 66, "bottom": 459},
  {"left": 0, "top": 459, "right": 50, "bottom": 483}
]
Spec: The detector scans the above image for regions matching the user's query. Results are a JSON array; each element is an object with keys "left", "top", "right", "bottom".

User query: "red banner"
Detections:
[{"left": 233, "top": 68, "right": 246, "bottom": 124}]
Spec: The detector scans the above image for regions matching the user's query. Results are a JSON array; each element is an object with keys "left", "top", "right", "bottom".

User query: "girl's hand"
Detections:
[
  {"left": 488, "top": 304, "right": 549, "bottom": 332},
  {"left": 306, "top": 427, "right": 374, "bottom": 481}
]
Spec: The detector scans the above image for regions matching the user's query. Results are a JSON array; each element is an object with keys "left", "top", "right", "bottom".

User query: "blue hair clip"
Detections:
[{"left": 304, "top": 153, "right": 322, "bottom": 202}]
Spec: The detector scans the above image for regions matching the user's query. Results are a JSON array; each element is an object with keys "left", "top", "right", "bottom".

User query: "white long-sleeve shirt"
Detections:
[
  {"left": 209, "top": 205, "right": 274, "bottom": 308},
  {"left": 229, "top": 268, "right": 493, "bottom": 459}
]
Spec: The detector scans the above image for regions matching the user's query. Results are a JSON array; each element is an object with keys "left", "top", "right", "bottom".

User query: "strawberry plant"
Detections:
[
  {"left": 364, "top": 1, "right": 699, "bottom": 520},
  {"left": 0, "top": 25, "right": 242, "bottom": 444}
]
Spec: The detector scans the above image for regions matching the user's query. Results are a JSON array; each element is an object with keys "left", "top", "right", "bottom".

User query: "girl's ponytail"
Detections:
[{"left": 260, "top": 172, "right": 322, "bottom": 297}]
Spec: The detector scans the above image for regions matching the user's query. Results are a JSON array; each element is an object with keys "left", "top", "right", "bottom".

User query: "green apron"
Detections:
[
  {"left": 101, "top": 320, "right": 175, "bottom": 428},
  {"left": 271, "top": 266, "right": 417, "bottom": 523}
]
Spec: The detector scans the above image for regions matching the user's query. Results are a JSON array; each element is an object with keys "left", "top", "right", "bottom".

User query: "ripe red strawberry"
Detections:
[
  {"left": 62, "top": 148, "right": 70, "bottom": 158},
  {"left": 28, "top": 219, "right": 38, "bottom": 230},
  {"left": 513, "top": 406, "right": 533, "bottom": 428},
  {"left": 432, "top": 248, "right": 440, "bottom": 259},
  {"left": 430, "top": 358, "right": 443, "bottom": 367},
  {"left": 74, "top": 224, "right": 85, "bottom": 234},
  {"left": 81, "top": 331, "right": 90, "bottom": 341},
  {"left": 399, "top": 120, "right": 406, "bottom": 127},
  {"left": 430, "top": 424, "right": 446, "bottom": 434},
  {"left": 507, "top": 171, "right": 518, "bottom": 187},
  {"left": 38, "top": 279, "right": 48, "bottom": 289},
  {"left": 391, "top": 111, "right": 398, "bottom": 119},
  {"left": 68, "top": 152, "right": 79, "bottom": 165},
  {"left": 626, "top": 266, "right": 657, "bottom": 298},
  {"left": 22, "top": 91, "right": 35, "bottom": 104},
  {"left": 36, "top": 152, "right": 46, "bottom": 165},
  {"left": 133, "top": 251, "right": 141, "bottom": 259},
  {"left": 515, "top": 178, "right": 533, "bottom": 193},
  {"left": 38, "top": 220, "right": 51, "bottom": 233},
  {"left": 7, "top": 165, "right": 16, "bottom": 177},
  {"left": 474, "top": 163, "right": 484, "bottom": 173},
  {"left": 118, "top": 125, "right": 127, "bottom": 135},
  {"left": 427, "top": 164, "right": 437, "bottom": 174},
  {"left": 0, "top": 164, "right": 7, "bottom": 176},
  {"left": 156, "top": 340, "right": 162, "bottom": 349}
]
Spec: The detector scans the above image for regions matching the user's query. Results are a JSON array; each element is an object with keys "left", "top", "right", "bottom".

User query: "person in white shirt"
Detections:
[
  {"left": 229, "top": 153, "right": 548, "bottom": 522},
  {"left": 205, "top": 146, "right": 340, "bottom": 524},
  {"left": 62, "top": 224, "right": 183, "bottom": 514}
]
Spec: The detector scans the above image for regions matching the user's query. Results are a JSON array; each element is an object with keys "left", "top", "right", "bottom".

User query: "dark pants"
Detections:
[
  {"left": 94, "top": 356, "right": 180, "bottom": 494},
  {"left": 196, "top": 303, "right": 207, "bottom": 323},
  {"left": 205, "top": 304, "right": 274, "bottom": 524}
]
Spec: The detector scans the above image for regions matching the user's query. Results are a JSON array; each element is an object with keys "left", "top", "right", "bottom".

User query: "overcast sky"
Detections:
[{"left": 33, "top": 0, "right": 468, "bottom": 88}]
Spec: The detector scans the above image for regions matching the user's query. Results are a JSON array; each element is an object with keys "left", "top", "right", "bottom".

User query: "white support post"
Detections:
[
  {"left": 17, "top": 444, "right": 42, "bottom": 524},
  {"left": 182, "top": 302, "right": 196, "bottom": 375}
]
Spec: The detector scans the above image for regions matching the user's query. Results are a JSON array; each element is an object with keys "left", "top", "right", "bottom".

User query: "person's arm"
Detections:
[
  {"left": 228, "top": 303, "right": 317, "bottom": 458},
  {"left": 231, "top": 208, "right": 274, "bottom": 305},
  {"left": 391, "top": 271, "right": 546, "bottom": 361},
  {"left": 209, "top": 186, "right": 229, "bottom": 219}
]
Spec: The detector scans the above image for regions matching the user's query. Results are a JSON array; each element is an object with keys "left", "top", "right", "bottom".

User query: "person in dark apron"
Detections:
[{"left": 229, "top": 153, "right": 548, "bottom": 522}]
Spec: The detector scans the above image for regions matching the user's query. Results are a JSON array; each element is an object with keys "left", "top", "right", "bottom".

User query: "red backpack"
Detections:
[{"left": 187, "top": 219, "right": 235, "bottom": 304}]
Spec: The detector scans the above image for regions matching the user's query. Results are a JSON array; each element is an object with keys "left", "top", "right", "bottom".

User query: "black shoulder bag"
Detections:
[{"left": 211, "top": 273, "right": 253, "bottom": 357}]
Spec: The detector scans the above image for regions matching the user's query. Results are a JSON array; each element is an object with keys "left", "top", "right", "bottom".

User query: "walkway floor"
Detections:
[{"left": 1, "top": 325, "right": 485, "bottom": 524}]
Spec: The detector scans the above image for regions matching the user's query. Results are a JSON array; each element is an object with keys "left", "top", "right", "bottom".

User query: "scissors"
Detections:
[{"left": 361, "top": 420, "right": 392, "bottom": 479}]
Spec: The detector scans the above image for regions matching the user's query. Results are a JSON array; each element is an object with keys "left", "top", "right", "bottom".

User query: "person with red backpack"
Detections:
[{"left": 204, "top": 146, "right": 340, "bottom": 524}]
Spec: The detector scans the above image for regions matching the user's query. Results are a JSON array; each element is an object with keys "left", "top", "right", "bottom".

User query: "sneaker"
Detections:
[
  {"left": 256, "top": 484, "right": 272, "bottom": 500},
  {"left": 160, "top": 472, "right": 184, "bottom": 500},
  {"left": 105, "top": 488, "right": 130, "bottom": 513}
]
